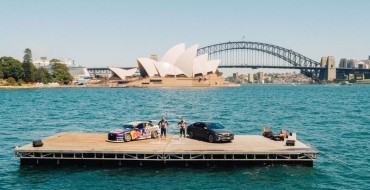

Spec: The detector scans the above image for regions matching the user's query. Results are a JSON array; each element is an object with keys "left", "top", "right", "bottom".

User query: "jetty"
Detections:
[{"left": 14, "top": 132, "right": 319, "bottom": 167}]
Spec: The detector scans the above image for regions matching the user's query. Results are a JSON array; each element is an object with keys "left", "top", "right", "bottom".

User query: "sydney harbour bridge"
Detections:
[
  {"left": 197, "top": 41, "right": 322, "bottom": 80},
  {"left": 88, "top": 41, "right": 370, "bottom": 81}
]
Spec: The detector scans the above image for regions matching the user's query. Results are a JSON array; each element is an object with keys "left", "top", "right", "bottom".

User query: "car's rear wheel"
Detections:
[
  {"left": 208, "top": 135, "right": 214, "bottom": 143},
  {"left": 151, "top": 131, "right": 158, "bottom": 138},
  {"left": 124, "top": 133, "right": 132, "bottom": 142},
  {"left": 188, "top": 131, "right": 194, "bottom": 139}
]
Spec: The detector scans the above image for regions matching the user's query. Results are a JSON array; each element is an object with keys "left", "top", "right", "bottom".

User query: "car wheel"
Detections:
[
  {"left": 151, "top": 131, "right": 158, "bottom": 138},
  {"left": 208, "top": 135, "right": 214, "bottom": 143},
  {"left": 188, "top": 131, "right": 194, "bottom": 139},
  {"left": 124, "top": 133, "right": 131, "bottom": 142}
]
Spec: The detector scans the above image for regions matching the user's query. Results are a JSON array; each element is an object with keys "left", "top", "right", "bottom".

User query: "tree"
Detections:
[
  {"left": 22, "top": 48, "right": 36, "bottom": 82},
  {"left": 35, "top": 67, "right": 53, "bottom": 84},
  {"left": 0, "top": 61, "right": 3, "bottom": 79},
  {"left": 50, "top": 59, "right": 73, "bottom": 84},
  {"left": 0, "top": 56, "right": 24, "bottom": 81}
]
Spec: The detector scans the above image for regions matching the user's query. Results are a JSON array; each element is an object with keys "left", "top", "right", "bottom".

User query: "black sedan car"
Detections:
[{"left": 187, "top": 122, "right": 234, "bottom": 143}]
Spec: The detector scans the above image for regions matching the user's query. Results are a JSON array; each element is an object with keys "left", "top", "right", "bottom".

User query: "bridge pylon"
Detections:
[{"left": 319, "top": 56, "right": 336, "bottom": 81}]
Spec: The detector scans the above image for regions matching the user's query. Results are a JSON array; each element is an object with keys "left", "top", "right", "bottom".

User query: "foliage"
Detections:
[
  {"left": 35, "top": 67, "right": 53, "bottom": 84},
  {"left": 17, "top": 79, "right": 25, "bottom": 85},
  {"left": 0, "top": 63, "right": 3, "bottom": 79},
  {"left": 23, "top": 48, "right": 32, "bottom": 63},
  {"left": 22, "top": 48, "right": 37, "bottom": 82},
  {"left": 50, "top": 59, "right": 74, "bottom": 84},
  {"left": 0, "top": 56, "right": 24, "bottom": 81},
  {"left": 6, "top": 77, "right": 17, "bottom": 85}
]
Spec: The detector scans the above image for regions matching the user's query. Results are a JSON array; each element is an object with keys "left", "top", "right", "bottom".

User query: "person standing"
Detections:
[
  {"left": 158, "top": 117, "right": 169, "bottom": 139},
  {"left": 178, "top": 117, "right": 187, "bottom": 138}
]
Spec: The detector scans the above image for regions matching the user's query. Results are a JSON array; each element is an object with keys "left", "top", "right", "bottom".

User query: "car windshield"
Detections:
[
  {"left": 207, "top": 123, "right": 225, "bottom": 129},
  {"left": 122, "top": 124, "right": 135, "bottom": 130}
]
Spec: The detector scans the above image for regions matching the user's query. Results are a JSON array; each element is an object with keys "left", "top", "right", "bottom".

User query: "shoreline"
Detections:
[
  {"left": 1, "top": 82, "right": 369, "bottom": 90},
  {"left": 0, "top": 85, "right": 108, "bottom": 89}
]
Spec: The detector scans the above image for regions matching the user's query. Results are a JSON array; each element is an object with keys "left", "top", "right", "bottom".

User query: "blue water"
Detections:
[{"left": 0, "top": 85, "right": 369, "bottom": 189}]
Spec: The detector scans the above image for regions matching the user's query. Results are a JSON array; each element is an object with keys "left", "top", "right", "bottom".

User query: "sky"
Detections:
[{"left": 0, "top": 0, "right": 369, "bottom": 75}]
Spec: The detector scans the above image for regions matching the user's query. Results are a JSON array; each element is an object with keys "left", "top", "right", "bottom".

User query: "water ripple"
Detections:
[{"left": 0, "top": 85, "right": 369, "bottom": 189}]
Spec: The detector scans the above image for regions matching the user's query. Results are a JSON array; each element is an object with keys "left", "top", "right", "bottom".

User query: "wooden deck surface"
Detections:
[{"left": 15, "top": 132, "right": 318, "bottom": 154}]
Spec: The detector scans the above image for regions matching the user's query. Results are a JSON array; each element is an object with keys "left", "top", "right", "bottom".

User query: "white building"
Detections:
[
  {"left": 33, "top": 57, "right": 90, "bottom": 81},
  {"left": 137, "top": 43, "right": 221, "bottom": 78}
]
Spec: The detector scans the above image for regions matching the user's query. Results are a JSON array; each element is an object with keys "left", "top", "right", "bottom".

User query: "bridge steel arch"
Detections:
[{"left": 197, "top": 41, "right": 322, "bottom": 79}]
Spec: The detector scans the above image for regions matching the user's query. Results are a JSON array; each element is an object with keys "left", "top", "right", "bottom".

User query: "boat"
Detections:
[{"left": 340, "top": 81, "right": 352, "bottom": 86}]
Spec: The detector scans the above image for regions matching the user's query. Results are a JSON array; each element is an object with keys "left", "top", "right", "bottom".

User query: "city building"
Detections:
[
  {"left": 33, "top": 57, "right": 49, "bottom": 68},
  {"left": 33, "top": 57, "right": 90, "bottom": 82},
  {"left": 339, "top": 57, "right": 370, "bottom": 69}
]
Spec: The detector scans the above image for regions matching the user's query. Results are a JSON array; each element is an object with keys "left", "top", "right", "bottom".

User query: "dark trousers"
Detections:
[
  {"left": 161, "top": 128, "right": 166, "bottom": 137},
  {"left": 180, "top": 128, "right": 185, "bottom": 137}
]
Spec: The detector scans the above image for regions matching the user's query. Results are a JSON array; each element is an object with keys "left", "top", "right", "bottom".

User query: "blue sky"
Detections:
[{"left": 1, "top": 0, "right": 369, "bottom": 72}]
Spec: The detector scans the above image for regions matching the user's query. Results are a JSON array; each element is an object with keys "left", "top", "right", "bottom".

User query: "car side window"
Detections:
[
  {"left": 199, "top": 123, "right": 206, "bottom": 128},
  {"left": 193, "top": 123, "right": 200, "bottom": 128},
  {"left": 137, "top": 123, "right": 145, "bottom": 129}
]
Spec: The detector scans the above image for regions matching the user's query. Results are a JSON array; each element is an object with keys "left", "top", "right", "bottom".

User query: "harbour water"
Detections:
[{"left": 0, "top": 85, "right": 369, "bottom": 189}]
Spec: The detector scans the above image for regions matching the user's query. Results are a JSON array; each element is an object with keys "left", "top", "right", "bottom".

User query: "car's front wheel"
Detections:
[
  {"left": 151, "top": 131, "right": 158, "bottom": 138},
  {"left": 188, "top": 131, "right": 194, "bottom": 139},
  {"left": 124, "top": 133, "right": 132, "bottom": 142},
  {"left": 208, "top": 135, "right": 214, "bottom": 143}
]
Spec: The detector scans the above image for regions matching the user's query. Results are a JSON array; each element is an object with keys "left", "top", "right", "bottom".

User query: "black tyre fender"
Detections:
[
  {"left": 124, "top": 133, "right": 132, "bottom": 142},
  {"left": 188, "top": 130, "right": 194, "bottom": 139},
  {"left": 151, "top": 131, "right": 158, "bottom": 138},
  {"left": 208, "top": 134, "right": 214, "bottom": 143}
]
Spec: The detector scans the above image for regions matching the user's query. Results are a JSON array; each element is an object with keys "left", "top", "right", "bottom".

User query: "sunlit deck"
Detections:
[{"left": 14, "top": 132, "right": 319, "bottom": 167}]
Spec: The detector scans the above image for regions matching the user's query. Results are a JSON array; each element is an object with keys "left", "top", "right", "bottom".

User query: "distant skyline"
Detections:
[{"left": 1, "top": 0, "right": 369, "bottom": 71}]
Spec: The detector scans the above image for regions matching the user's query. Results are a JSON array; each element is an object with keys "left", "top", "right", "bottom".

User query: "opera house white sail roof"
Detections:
[
  {"left": 137, "top": 43, "right": 221, "bottom": 78},
  {"left": 109, "top": 67, "right": 137, "bottom": 80}
]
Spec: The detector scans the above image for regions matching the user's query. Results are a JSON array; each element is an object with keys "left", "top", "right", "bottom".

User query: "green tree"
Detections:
[
  {"left": 0, "top": 56, "right": 24, "bottom": 81},
  {"left": 50, "top": 59, "right": 73, "bottom": 84},
  {"left": 22, "top": 48, "right": 37, "bottom": 82},
  {"left": 35, "top": 67, "right": 53, "bottom": 84},
  {"left": 0, "top": 61, "right": 3, "bottom": 79}
]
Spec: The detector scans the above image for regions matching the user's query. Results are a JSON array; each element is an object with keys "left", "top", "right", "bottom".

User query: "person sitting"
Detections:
[
  {"left": 262, "top": 127, "right": 273, "bottom": 138},
  {"left": 279, "top": 129, "right": 288, "bottom": 140}
]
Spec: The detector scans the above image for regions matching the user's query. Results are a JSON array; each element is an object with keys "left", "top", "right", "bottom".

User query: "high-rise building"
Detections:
[
  {"left": 347, "top": 59, "right": 357, "bottom": 69},
  {"left": 339, "top": 58, "right": 348, "bottom": 68}
]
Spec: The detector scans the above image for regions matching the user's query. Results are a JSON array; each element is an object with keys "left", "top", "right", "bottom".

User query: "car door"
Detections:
[
  {"left": 143, "top": 122, "right": 152, "bottom": 137},
  {"left": 191, "top": 122, "right": 201, "bottom": 138},
  {"left": 198, "top": 122, "right": 208, "bottom": 140},
  {"left": 137, "top": 123, "right": 146, "bottom": 137}
]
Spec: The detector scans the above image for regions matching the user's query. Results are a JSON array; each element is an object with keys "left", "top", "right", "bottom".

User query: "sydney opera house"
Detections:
[{"left": 125, "top": 43, "right": 228, "bottom": 87}]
